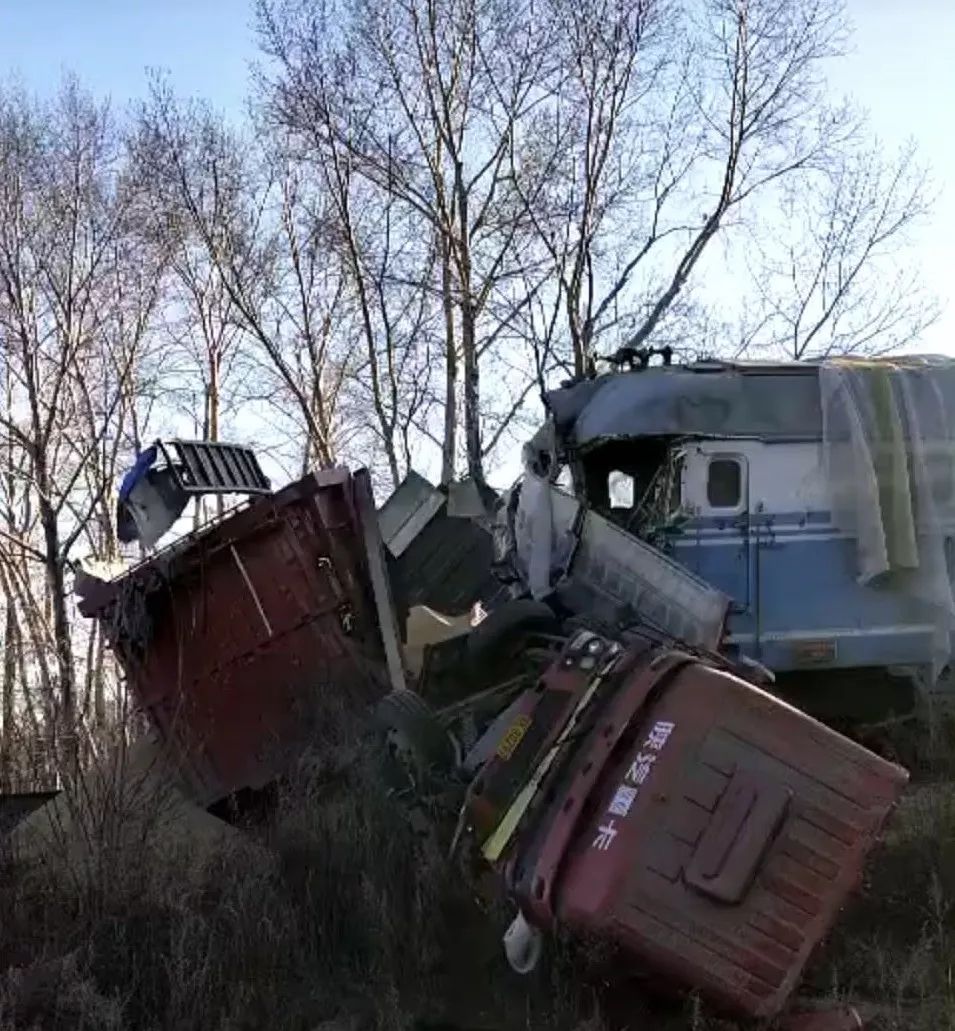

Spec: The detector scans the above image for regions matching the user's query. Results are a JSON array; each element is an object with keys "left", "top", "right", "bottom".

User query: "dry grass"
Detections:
[
  {"left": 0, "top": 737, "right": 589, "bottom": 1031},
  {"left": 794, "top": 782, "right": 955, "bottom": 1030},
  {"left": 3, "top": 732, "right": 955, "bottom": 1031}
]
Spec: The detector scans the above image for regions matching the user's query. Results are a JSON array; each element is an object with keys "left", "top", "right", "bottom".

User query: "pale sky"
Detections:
[
  {"left": 831, "top": 0, "right": 955, "bottom": 355},
  {"left": 0, "top": 0, "right": 951, "bottom": 358}
]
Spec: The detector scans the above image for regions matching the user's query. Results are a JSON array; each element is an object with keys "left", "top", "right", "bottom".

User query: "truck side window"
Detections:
[
  {"left": 707, "top": 458, "right": 741, "bottom": 509},
  {"left": 608, "top": 470, "right": 635, "bottom": 509}
]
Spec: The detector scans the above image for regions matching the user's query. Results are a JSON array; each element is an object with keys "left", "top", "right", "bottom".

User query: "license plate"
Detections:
[{"left": 793, "top": 639, "right": 837, "bottom": 665}]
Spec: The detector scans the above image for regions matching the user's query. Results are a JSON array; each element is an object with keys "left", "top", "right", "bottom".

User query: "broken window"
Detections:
[
  {"left": 706, "top": 458, "right": 742, "bottom": 509},
  {"left": 668, "top": 453, "right": 685, "bottom": 513}
]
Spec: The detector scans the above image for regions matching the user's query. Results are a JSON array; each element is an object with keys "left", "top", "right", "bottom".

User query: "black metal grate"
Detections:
[{"left": 156, "top": 440, "right": 272, "bottom": 496}]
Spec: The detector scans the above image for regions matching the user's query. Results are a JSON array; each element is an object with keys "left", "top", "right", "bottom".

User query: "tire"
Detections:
[
  {"left": 465, "top": 599, "right": 560, "bottom": 673},
  {"left": 374, "top": 689, "right": 457, "bottom": 780}
]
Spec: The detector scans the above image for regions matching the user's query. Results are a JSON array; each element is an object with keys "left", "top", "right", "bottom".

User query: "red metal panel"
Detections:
[
  {"left": 514, "top": 650, "right": 693, "bottom": 928},
  {"left": 467, "top": 636, "right": 603, "bottom": 842},
  {"left": 81, "top": 470, "right": 390, "bottom": 804},
  {"left": 511, "top": 652, "right": 907, "bottom": 1020}
]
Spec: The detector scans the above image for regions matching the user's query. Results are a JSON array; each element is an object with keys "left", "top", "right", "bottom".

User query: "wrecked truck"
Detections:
[
  {"left": 55, "top": 436, "right": 907, "bottom": 1029},
  {"left": 495, "top": 353, "right": 955, "bottom": 727}
]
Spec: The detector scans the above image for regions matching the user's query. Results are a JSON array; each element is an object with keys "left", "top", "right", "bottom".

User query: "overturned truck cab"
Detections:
[{"left": 496, "top": 356, "right": 955, "bottom": 725}]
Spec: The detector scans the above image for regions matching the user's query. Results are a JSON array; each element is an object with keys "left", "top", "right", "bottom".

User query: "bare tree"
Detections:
[
  {"left": 0, "top": 80, "right": 165, "bottom": 773},
  {"left": 622, "top": 0, "right": 856, "bottom": 351},
  {"left": 258, "top": 0, "right": 559, "bottom": 487},
  {"left": 508, "top": 0, "right": 890, "bottom": 378},
  {"left": 256, "top": 0, "right": 911, "bottom": 478},
  {"left": 162, "top": 232, "right": 245, "bottom": 488},
  {"left": 510, "top": 0, "right": 688, "bottom": 375},
  {"left": 327, "top": 159, "right": 437, "bottom": 486},
  {"left": 735, "top": 141, "right": 937, "bottom": 360},
  {"left": 139, "top": 80, "right": 366, "bottom": 470}
]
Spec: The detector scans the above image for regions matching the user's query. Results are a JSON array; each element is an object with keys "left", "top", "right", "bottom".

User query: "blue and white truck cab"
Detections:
[
  {"left": 660, "top": 436, "right": 946, "bottom": 716},
  {"left": 506, "top": 356, "right": 955, "bottom": 722}
]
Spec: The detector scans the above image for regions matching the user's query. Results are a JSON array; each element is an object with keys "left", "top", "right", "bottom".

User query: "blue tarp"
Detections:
[{"left": 118, "top": 445, "right": 158, "bottom": 502}]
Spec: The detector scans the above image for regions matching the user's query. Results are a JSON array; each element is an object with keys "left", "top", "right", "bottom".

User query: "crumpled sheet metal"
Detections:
[
  {"left": 546, "top": 363, "right": 823, "bottom": 446},
  {"left": 498, "top": 464, "right": 729, "bottom": 650}
]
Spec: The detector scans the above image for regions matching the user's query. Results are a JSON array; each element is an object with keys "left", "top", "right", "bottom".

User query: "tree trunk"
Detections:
[
  {"left": 461, "top": 298, "right": 484, "bottom": 487},
  {"left": 209, "top": 351, "right": 224, "bottom": 517},
  {"left": 1, "top": 599, "right": 16, "bottom": 791},
  {"left": 92, "top": 622, "right": 106, "bottom": 727},
  {"left": 440, "top": 236, "right": 457, "bottom": 485},
  {"left": 452, "top": 166, "right": 485, "bottom": 489},
  {"left": 40, "top": 502, "right": 77, "bottom": 776}
]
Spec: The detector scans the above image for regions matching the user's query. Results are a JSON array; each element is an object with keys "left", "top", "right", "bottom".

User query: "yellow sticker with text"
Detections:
[{"left": 495, "top": 714, "right": 532, "bottom": 761}]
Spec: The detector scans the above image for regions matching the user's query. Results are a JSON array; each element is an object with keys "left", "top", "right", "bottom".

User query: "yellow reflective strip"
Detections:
[{"left": 481, "top": 669, "right": 608, "bottom": 862}]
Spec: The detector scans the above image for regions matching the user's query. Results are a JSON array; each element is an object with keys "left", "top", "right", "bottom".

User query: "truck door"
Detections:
[{"left": 686, "top": 449, "right": 751, "bottom": 614}]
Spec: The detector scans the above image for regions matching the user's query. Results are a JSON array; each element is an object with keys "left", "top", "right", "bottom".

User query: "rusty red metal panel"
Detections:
[
  {"left": 80, "top": 469, "right": 391, "bottom": 805},
  {"left": 509, "top": 651, "right": 907, "bottom": 1020}
]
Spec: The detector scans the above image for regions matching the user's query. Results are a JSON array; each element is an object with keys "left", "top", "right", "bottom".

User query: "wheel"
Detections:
[
  {"left": 374, "top": 689, "right": 457, "bottom": 791},
  {"left": 465, "top": 599, "right": 560, "bottom": 673}
]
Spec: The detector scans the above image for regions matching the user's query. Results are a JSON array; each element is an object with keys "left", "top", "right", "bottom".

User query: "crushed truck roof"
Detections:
[{"left": 545, "top": 355, "right": 955, "bottom": 449}]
